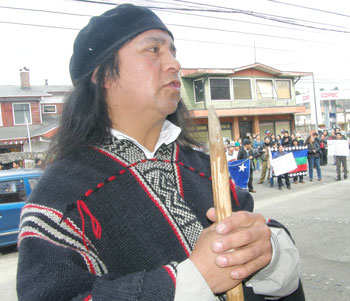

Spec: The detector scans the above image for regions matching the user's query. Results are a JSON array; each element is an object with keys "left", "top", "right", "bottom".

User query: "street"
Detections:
[
  {"left": 254, "top": 160, "right": 350, "bottom": 301},
  {"left": 0, "top": 161, "right": 349, "bottom": 300}
]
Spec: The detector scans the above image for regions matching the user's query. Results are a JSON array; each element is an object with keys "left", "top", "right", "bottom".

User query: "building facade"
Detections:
[
  {"left": 180, "top": 63, "right": 311, "bottom": 143},
  {"left": 0, "top": 68, "right": 71, "bottom": 157},
  {"left": 296, "top": 90, "right": 350, "bottom": 133}
]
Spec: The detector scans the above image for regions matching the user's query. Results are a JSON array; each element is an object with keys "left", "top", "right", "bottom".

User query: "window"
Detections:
[
  {"left": 0, "top": 180, "right": 26, "bottom": 204},
  {"left": 259, "top": 121, "right": 274, "bottom": 138},
  {"left": 193, "top": 79, "right": 205, "bottom": 103},
  {"left": 276, "top": 80, "right": 291, "bottom": 99},
  {"left": 43, "top": 104, "right": 57, "bottom": 113},
  {"left": 210, "top": 78, "right": 230, "bottom": 100},
  {"left": 233, "top": 79, "right": 252, "bottom": 99},
  {"left": 221, "top": 123, "right": 232, "bottom": 141},
  {"left": 13, "top": 103, "right": 31, "bottom": 125},
  {"left": 256, "top": 80, "right": 273, "bottom": 100},
  {"left": 275, "top": 121, "right": 291, "bottom": 136},
  {"left": 190, "top": 124, "right": 208, "bottom": 144}
]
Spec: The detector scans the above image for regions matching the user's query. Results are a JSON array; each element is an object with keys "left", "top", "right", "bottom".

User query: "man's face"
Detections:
[
  {"left": 279, "top": 145, "right": 284, "bottom": 152},
  {"left": 105, "top": 29, "right": 181, "bottom": 123}
]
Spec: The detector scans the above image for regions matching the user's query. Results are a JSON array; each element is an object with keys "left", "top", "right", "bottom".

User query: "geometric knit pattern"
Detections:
[
  {"left": 18, "top": 203, "right": 108, "bottom": 276},
  {"left": 100, "top": 137, "right": 204, "bottom": 252}
]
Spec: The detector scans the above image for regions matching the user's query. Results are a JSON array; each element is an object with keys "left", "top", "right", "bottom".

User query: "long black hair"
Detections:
[{"left": 48, "top": 52, "right": 199, "bottom": 161}]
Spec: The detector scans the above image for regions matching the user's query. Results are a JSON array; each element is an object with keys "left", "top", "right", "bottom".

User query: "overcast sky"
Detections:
[{"left": 0, "top": 0, "right": 349, "bottom": 92}]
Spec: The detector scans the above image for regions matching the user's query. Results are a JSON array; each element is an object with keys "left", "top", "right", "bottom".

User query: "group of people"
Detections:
[
  {"left": 0, "top": 158, "right": 44, "bottom": 170},
  {"left": 225, "top": 127, "right": 349, "bottom": 191}
]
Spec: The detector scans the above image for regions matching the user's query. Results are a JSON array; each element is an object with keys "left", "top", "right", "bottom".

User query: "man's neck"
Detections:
[{"left": 111, "top": 119, "right": 165, "bottom": 152}]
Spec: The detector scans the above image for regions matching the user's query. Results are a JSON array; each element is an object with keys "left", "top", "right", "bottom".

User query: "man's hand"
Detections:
[{"left": 190, "top": 209, "right": 272, "bottom": 294}]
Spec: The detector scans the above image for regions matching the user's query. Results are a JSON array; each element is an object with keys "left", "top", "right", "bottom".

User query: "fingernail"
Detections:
[
  {"left": 231, "top": 271, "right": 240, "bottom": 279},
  {"left": 216, "top": 256, "right": 227, "bottom": 266},
  {"left": 216, "top": 223, "right": 226, "bottom": 233},
  {"left": 213, "top": 241, "right": 223, "bottom": 252}
]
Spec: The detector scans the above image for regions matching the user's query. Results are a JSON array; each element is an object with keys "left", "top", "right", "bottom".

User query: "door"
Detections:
[
  {"left": 0, "top": 178, "right": 26, "bottom": 247},
  {"left": 239, "top": 121, "right": 253, "bottom": 140}
]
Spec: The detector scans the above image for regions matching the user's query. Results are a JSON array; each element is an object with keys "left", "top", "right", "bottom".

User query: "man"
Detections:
[
  {"left": 335, "top": 132, "right": 348, "bottom": 181},
  {"left": 237, "top": 139, "right": 256, "bottom": 193},
  {"left": 12, "top": 160, "right": 21, "bottom": 169},
  {"left": 252, "top": 135, "right": 262, "bottom": 171},
  {"left": 17, "top": 4, "right": 304, "bottom": 301},
  {"left": 257, "top": 136, "right": 271, "bottom": 184},
  {"left": 226, "top": 144, "right": 236, "bottom": 162},
  {"left": 281, "top": 130, "right": 292, "bottom": 147},
  {"left": 296, "top": 133, "right": 304, "bottom": 146},
  {"left": 35, "top": 158, "right": 44, "bottom": 169},
  {"left": 306, "top": 132, "right": 322, "bottom": 182},
  {"left": 275, "top": 145, "right": 291, "bottom": 190}
]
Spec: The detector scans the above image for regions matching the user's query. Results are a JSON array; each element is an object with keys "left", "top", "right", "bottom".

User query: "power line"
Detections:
[
  {"left": 71, "top": 0, "right": 350, "bottom": 32},
  {"left": 0, "top": 5, "right": 92, "bottom": 17},
  {"left": 132, "top": 0, "right": 315, "bottom": 33},
  {"left": 176, "top": 38, "right": 293, "bottom": 52},
  {"left": 170, "top": 0, "right": 350, "bottom": 30},
  {"left": 167, "top": 23, "right": 319, "bottom": 43},
  {"left": 0, "top": 20, "right": 293, "bottom": 52},
  {"left": 266, "top": 0, "right": 350, "bottom": 18},
  {"left": 0, "top": 20, "right": 78, "bottom": 30},
  {"left": 0, "top": 3, "right": 331, "bottom": 36},
  {"left": 0, "top": 6, "right": 338, "bottom": 44}
]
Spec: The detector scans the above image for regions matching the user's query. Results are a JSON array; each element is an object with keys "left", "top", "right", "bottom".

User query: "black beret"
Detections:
[{"left": 69, "top": 4, "right": 173, "bottom": 84}]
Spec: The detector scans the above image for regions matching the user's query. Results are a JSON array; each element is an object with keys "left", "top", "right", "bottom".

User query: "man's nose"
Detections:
[{"left": 163, "top": 51, "right": 181, "bottom": 73}]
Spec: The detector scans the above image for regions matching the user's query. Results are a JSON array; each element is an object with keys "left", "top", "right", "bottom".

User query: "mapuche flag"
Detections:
[{"left": 271, "top": 146, "right": 308, "bottom": 177}]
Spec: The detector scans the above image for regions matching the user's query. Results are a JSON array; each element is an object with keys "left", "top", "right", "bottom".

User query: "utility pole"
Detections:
[
  {"left": 311, "top": 73, "right": 319, "bottom": 131},
  {"left": 253, "top": 41, "right": 257, "bottom": 63}
]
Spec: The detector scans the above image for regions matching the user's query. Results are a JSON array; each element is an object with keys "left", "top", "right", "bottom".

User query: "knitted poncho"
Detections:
[{"left": 17, "top": 139, "right": 304, "bottom": 301}]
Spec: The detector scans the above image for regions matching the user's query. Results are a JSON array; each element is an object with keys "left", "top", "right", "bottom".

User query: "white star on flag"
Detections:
[{"left": 238, "top": 163, "right": 246, "bottom": 172}]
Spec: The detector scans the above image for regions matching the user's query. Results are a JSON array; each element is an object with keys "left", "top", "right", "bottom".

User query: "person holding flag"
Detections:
[
  {"left": 237, "top": 139, "right": 256, "bottom": 193},
  {"left": 275, "top": 145, "right": 291, "bottom": 190}
]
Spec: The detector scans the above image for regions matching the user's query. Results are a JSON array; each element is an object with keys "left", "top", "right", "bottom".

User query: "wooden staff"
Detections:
[{"left": 208, "top": 106, "right": 244, "bottom": 301}]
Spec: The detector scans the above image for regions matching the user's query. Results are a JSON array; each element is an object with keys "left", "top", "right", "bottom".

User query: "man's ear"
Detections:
[
  {"left": 91, "top": 67, "right": 99, "bottom": 84},
  {"left": 92, "top": 67, "right": 113, "bottom": 88}
]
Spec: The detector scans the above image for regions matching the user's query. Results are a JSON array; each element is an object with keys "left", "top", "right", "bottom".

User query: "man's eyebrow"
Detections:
[{"left": 140, "top": 36, "right": 176, "bottom": 53}]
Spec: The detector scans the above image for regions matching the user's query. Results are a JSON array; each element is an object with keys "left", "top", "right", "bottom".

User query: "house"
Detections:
[
  {"left": 0, "top": 68, "right": 71, "bottom": 157},
  {"left": 180, "top": 63, "right": 311, "bottom": 143}
]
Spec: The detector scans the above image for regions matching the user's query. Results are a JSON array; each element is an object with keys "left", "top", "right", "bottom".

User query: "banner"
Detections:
[
  {"left": 270, "top": 152, "right": 297, "bottom": 176},
  {"left": 271, "top": 146, "right": 308, "bottom": 177},
  {"left": 228, "top": 159, "right": 250, "bottom": 189},
  {"left": 327, "top": 140, "right": 349, "bottom": 157}
]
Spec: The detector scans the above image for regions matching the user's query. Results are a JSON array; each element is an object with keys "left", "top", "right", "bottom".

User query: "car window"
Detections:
[{"left": 0, "top": 180, "right": 26, "bottom": 204}]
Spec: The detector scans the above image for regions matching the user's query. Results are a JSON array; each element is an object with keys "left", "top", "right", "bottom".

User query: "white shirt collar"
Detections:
[{"left": 110, "top": 120, "right": 182, "bottom": 159}]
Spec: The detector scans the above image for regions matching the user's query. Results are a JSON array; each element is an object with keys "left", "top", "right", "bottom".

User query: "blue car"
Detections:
[{"left": 0, "top": 168, "right": 43, "bottom": 248}]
